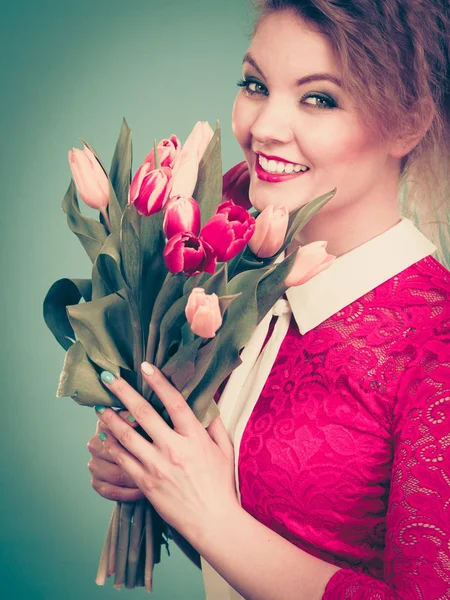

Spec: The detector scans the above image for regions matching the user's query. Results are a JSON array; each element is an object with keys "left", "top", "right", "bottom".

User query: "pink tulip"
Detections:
[
  {"left": 144, "top": 134, "right": 181, "bottom": 170},
  {"left": 68, "top": 144, "right": 111, "bottom": 229},
  {"left": 284, "top": 241, "right": 336, "bottom": 287},
  {"left": 200, "top": 200, "right": 256, "bottom": 262},
  {"left": 222, "top": 161, "right": 251, "bottom": 209},
  {"left": 185, "top": 288, "right": 222, "bottom": 338},
  {"left": 170, "top": 121, "right": 214, "bottom": 198},
  {"left": 249, "top": 205, "right": 289, "bottom": 258},
  {"left": 163, "top": 232, "right": 217, "bottom": 277},
  {"left": 128, "top": 164, "right": 173, "bottom": 217},
  {"left": 163, "top": 195, "right": 201, "bottom": 239}
]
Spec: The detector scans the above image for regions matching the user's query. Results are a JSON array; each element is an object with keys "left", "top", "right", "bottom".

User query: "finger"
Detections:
[
  {"left": 91, "top": 479, "right": 145, "bottom": 502},
  {"left": 88, "top": 456, "right": 141, "bottom": 489},
  {"left": 206, "top": 416, "right": 234, "bottom": 460},
  {"left": 95, "top": 406, "right": 159, "bottom": 474},
  {"left": 90, "top": 412, "right": 139, "bottom": 463},
  {"left": 117, "top": 409, "right": 140, "bottom": 428},
  {"left": 140, "top": 362, "right": 204, "bottom": 438},
  {"left": 88, "top": 427, "right": 116, "bottom": 463},
  {"left": 98, "top": 372, "right": 176, "bottom": 446}
]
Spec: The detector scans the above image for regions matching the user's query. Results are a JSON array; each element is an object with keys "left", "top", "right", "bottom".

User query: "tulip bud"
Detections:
[
  {"left": 284, "top": 241, "right": 336, "bottom": 287},
  {"left": 222, "top": 161, "right": 251, "bottom": 209},
  {"left": 170, "top": 121, "right": 215, "bottom": 199},
  {"left": 144, "top": 134, "right": 181, "bottom": 170},
  {"left": 200, "top": 200, "right": 256, "bottom": 262},
  {"left": 249, "top": 205, "right": 289, "bottom": 258},
  {"left": 163, "top": 232, "right": 217, "bottom": 277},
  {"left": 68, "top": 145, "right": 110, "bottom": 211},
  {"left": 129, "top": 164, "right": 173, "bottom": 217},
  {"left": 185, "top": 288, "right": 222, "bottom": 338},
  {"left": 163, "top": 195, "right": 201, "bottom": 239}
]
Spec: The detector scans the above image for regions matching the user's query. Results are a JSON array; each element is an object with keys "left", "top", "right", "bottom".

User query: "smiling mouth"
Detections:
[
  {"left": 258, "top": 155, "right": 309, "bottom": 174},
  {"left": 255, "top": 154, "right": 310, "bottom": 182}
]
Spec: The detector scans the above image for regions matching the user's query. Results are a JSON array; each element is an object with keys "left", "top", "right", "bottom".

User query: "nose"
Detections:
[{"left": 250, "top": 98, "right": 295, "bottom": 146}]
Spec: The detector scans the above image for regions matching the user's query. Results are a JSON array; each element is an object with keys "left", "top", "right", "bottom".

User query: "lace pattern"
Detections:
[{"left": 237, "top": 256, "right": 450, "bottom": 598}]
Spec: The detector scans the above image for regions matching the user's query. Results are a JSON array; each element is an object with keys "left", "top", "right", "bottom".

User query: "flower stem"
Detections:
[
  {"left": 125, "top": 498, "right": 146, "bottom": 588},
  {"left": 108, "top": 502, "right": 120, "bottom": 576},
  {"left": 113, "top": 502, "right": 135, "bottom": 589},
  {"left": 145, "top": 502, "right": 155, "bottom": 592},
  {"left": 95, "top": 507, "right": 113, "bottom": 586}
]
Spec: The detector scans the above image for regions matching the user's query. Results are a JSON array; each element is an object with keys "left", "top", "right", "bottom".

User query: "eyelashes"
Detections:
[
  {"left": 237, "top": 77, "right": 268, "bottom": 96},
  {"left": 236, "top": 76, "right": 338, "bottom": 110}
]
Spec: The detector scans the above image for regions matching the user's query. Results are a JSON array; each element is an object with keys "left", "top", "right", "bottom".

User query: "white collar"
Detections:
[{"left": 285, "top": 218, "right": 436, "bottom": 335}]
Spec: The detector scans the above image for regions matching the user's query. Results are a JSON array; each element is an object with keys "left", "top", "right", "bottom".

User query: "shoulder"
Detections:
[{"left": 373, "top": 255, "right": 450, "bottom": 335}]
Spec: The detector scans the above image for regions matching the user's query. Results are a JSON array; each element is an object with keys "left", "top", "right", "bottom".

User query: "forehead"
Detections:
[{"left": 248, "top": 10, "right": 339, "bottom": 79}]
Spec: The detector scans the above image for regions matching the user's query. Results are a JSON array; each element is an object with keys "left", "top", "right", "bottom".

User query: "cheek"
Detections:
[
  {"left": 303, "top": 118, "right": 382, "bottom": 167},
  {"left": 232, "top": 94, "right": 253, "bottom": 150}
]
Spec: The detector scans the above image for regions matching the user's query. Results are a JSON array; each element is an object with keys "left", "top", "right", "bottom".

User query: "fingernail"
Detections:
[
  {"left": 141, "top": 362, "right": 154, "bottom": 376},
  {"left": 95, "top": 405, "right": 106, "bottom": 414},
  {"left": 101, "top": 371, "right": 116, "bottom": 384},
  {"left": 98, "top": 432, "right": 107, "bottom": 442},
  {"left": 128, "top": 414, "right": 136, "bottom": 423}
]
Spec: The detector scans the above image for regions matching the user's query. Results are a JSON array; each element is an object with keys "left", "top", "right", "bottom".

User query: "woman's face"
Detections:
[{"left": 232, "top": 10, "right": 401, "bottom": 214}]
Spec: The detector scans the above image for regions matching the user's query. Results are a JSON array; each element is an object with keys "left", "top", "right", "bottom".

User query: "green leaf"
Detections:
[
  {"left": 94, "top": 231, "right": 125, "bottom": 297},
  {"left": 66, "top": 290, "right": 133, "bottom": 373},
  {"left": 91, "top": 263, "right": 110, "bottom": 300},
  {"left": 81, "top": 138, "right": 123, "bottom": 234},
  {"left": 161, "top": 337, "right": 204, "bottom": 395},
  {"left": 193, "top": 122, "right": 222, "bottom": 226},
  {"left": 282, "top": 189, "right": 336, "bottom": 250},
  {"left": 56, "top": 341, "right": 124, "bottom": 408},
  {"left": 154, "top": 293, "right": 188, "bottom": 369},
  {"left": 187, "top": 266, "right": 271, "bottom": 425},
  {"left": 182, "top": 272, "right": 210, "bottom": 296},
  {"left": 109, "top": 118, "right": 132, "bottom": 211},
  {"left": 120, "top": 206, "right": 142, "bottom": 294},
  {"left": 139, "top": 209, "right": 167, "bottom": 342},
  {"left": 62, "top": 180, "right": 108, "bottom": 263},
  {"left": 218, "top": 293, "right": 241, "bottom": 316},
  {"left": 145, "top": 273, "right": 186, "bottom": 366},
  {"left": 255, "top": 249, "right": 298, "bottom": 322},
  {"left": 43, "top": 278, "right": 92, "bottom": 350}
]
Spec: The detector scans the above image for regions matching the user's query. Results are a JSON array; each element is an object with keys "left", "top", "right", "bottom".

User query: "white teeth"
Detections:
[
  {"left": 284, "top": 163, "right": 294, "bottom": 174},
  {"left": 258, "top": 155, "right": 308, "bottom": 174}
]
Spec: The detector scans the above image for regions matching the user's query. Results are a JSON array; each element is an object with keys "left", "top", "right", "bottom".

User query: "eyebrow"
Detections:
[{"left": 242, "top": 52, "right": 342, "bottom": 88}]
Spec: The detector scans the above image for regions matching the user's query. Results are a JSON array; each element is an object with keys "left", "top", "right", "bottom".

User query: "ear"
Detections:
[{"left": 389, "top": 96, "right": 435, "bottom": 159}]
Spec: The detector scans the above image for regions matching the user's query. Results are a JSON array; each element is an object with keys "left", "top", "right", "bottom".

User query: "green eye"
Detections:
[
  {"left": 236, "top": 77, "right": 268, "bottom": 96},
  {"left": 302, "top": 93, "right": 337, "bottom": 109}
]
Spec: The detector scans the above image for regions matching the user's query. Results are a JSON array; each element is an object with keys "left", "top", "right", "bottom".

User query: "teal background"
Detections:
[{"left": 0, "top": 1, "right": 256, "bottom": 598}]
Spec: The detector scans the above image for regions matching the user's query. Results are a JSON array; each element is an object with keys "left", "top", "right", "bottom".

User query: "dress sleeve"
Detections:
[{"left": 322, "top": 331, "right": 450, "bottom": 599}]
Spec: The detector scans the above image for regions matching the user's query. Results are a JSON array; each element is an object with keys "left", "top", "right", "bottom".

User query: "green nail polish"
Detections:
[
  {"left": 101, "top": 371, "right": 115, "bottom": 384},
  {"left": 95, "top": 405, "right": 106, "bottom": 414},
  {"left": 128, "top": 414, "right": 136, "bottom": 423},
  {"left": 98, "top": 432, "right": 107, "bottom": 442}
]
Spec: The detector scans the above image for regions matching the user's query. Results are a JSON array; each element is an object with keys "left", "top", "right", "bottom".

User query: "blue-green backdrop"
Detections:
[{"left": 0, "top": 1, "right": 256, "bottom": 598}]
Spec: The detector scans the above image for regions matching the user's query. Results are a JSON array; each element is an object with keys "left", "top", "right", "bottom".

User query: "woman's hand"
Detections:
[
  {"left": 94, "top": 363, "right": 240, "bottom": 547},
  {"left": 87, "top": 410, "right": 145, "bottom": 502}
]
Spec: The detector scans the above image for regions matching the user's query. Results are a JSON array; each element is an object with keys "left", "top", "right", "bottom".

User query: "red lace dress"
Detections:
[{"left": 237, "top": 255, "right": 450, "bottom": 598}]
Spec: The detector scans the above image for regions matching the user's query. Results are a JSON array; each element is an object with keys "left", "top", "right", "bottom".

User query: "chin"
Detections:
[{"left": 249, "top": 183, "right": 310, "bottom": 214}]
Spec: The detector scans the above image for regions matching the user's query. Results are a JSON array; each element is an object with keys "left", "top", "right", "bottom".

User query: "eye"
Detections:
[
  {"left": 236, "top": 77, "right": 268, "bottom": 96},
  {"left": 301, "top": 93, "right": 338, "bottom": 109}
]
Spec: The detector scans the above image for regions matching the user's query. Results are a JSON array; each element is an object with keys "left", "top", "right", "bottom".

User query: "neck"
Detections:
[{"left": 295, "top": 184, "right": 401, "bottom": 257}]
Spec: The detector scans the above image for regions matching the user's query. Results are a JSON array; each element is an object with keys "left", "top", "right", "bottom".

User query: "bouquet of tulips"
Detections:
[{"left": 43, "top": 117, "right": 335, "bottom": 592}]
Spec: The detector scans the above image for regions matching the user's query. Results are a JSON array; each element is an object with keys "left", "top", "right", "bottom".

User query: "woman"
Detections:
[{"left": 87, "top": 1, "right": 450, "bottom": 598}]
